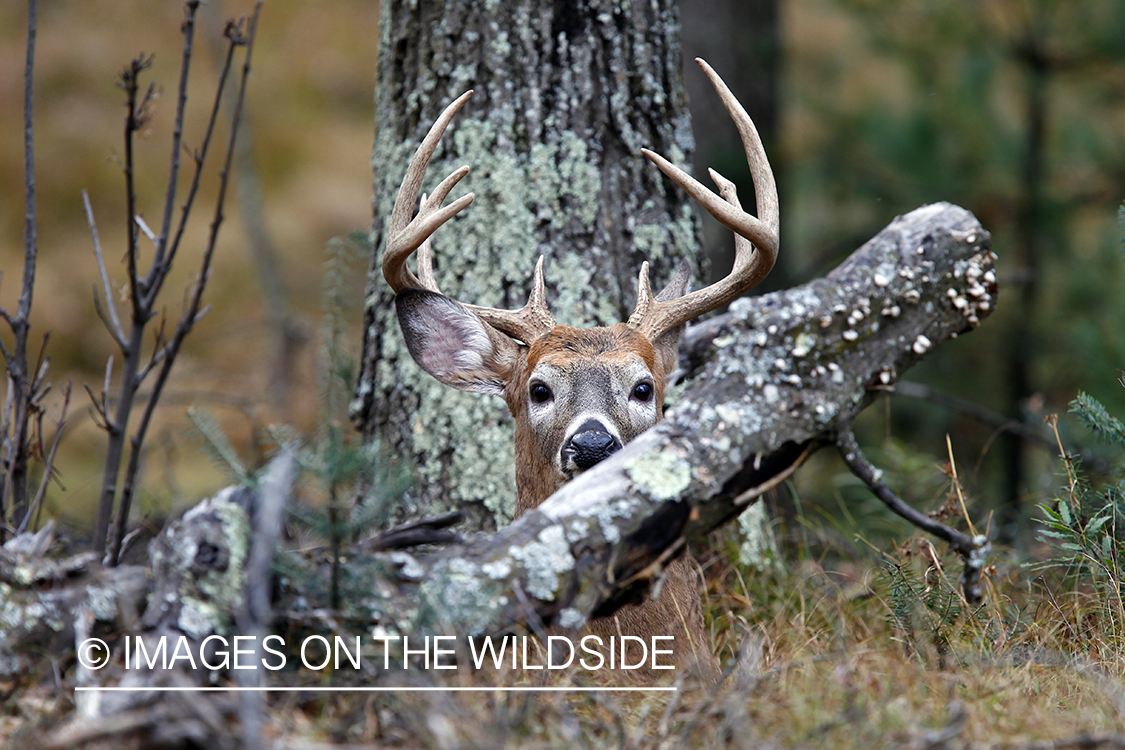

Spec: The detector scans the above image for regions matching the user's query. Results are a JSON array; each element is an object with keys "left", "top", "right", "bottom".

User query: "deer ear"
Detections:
[
  {"left": 395, "top": 289, "right": 520, "bottom": 396},
  {"left": 650, "top": 261, "right": 692, "bottom": 376}
]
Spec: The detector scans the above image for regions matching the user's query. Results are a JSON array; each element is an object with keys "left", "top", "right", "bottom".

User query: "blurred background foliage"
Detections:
[
  {"left": 0, "top": 0, "right": 1121, "bottom": 545},
  {"left": 779, "top": 0, "right": 1125, "bottom": 543}
]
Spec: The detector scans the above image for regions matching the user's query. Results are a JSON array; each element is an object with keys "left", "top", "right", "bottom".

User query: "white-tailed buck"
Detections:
[{"left": 384, "top": 59, "right": 778, "bottom": 681}]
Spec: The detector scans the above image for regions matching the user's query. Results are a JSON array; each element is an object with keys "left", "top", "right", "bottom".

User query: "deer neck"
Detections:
[{"left": 512, "top": 426, "right": 564, "bottom": 516}]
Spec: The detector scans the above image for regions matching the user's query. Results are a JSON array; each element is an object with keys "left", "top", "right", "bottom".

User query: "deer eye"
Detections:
[
  {"left": 529, "top": 383, "right": 553, "bottom": 404},
  {"left": 632, "top": 382, "right": 654, "bottom": 403}
]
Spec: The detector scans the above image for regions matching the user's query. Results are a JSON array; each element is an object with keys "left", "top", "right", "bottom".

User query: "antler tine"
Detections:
[
  {"left": 383, "top": 91, "right": 476, "bottom": 293},
  {"left": 383, "top": 91, "right": 557, "bottom": 345},
  {"left": 464, "top": 255, "right": 556, "bottom": 343},
  {"left": 415, "top": 194, "right": 441, "bottom": 293},
  {"left": 698, "top": 57, "right": 778, "bottom": 236},
  {"left": 632, "top": 58, "right": 779, "bottom": 341}
]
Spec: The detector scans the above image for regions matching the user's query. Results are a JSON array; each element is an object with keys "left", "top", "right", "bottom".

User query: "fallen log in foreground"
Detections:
[{"left": 7, "top": 202, "right": 995, "bottom": 746}]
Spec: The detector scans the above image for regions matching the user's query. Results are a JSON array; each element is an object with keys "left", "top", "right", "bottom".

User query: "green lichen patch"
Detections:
[
  {"left": 156, "top": 492, "right": 250, "bottom": 640},
  {"left": 624, "top": 449, "right": 692, "bottom": 501},
  {"left": 557, "top": 607, "right": 586, "bottom": 629},
  {"left": 417, "top": 556, "right": 505, "bottom": 636},
  {"left": 507, "top": 525, "right": 574, "bottom": 600},
  {"left": 738, "top": 501, "right": 780, "bottom": 571}
]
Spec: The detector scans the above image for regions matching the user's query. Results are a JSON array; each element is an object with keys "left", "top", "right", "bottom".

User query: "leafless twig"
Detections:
[
  {"left": 0, "top": 0, "right": 53, "bottom": 541},
  {"left": 20, "top": 381, "right": 70, "bottom": 534},
  {"left": 83, "top": 191, "right": 127, "bottom": 348},
  {"left": 110, "top": 4, "right": 264, "bottom": 565},
  {"left": 88, "top": 1, "right": 264, "bottom": 563}
]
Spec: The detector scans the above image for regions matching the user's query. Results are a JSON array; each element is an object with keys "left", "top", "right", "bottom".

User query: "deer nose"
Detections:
[{"left": 563, "top": 421, "right": 623, "bottom": 472}]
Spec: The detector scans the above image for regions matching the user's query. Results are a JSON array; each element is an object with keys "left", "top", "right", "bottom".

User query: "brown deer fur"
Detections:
[
  {"left": 509, "top": 325, "right": 663, "bottom": 515},
  {"left": 512, "top": 325, "right": 719, "bottom": 681}
]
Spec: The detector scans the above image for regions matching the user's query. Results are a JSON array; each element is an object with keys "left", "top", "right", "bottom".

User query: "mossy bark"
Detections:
[{"left": 353, "top": 0, "right": 703, "bottom": 529}]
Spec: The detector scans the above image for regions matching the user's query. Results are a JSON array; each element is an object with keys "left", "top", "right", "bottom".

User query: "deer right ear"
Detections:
[{"left": 395, "top": 288, "right": 519, "bottom": 396}]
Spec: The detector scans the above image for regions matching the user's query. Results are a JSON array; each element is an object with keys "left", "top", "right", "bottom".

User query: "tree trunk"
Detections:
[{"left": 354, "top": 0, "right": 704, "bottom": 529}]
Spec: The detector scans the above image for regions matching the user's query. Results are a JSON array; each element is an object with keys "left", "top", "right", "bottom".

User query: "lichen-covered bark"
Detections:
[
  {"left": 353, "top": 0, "right": 703, "bottom": 527},
  {"left": 0, "top": 525, "right": 147, "bottom": 680},
  {"left": 39, "top": 469, "right": 293, "bottom": 740},
  {"left": 141, "top": 487, "right": 253, "bottom": 638}
]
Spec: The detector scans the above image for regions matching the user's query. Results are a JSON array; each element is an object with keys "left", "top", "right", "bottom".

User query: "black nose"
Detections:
[{"left": 565, "top": 429, "right": 622, "bottom": 471}]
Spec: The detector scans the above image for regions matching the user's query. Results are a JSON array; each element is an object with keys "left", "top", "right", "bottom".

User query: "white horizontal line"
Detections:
[{"left": 74, "top": 686, "right": 676, "bottom": 693}]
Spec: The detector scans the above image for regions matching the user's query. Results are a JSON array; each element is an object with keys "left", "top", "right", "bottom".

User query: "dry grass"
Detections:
[
  {"left": 5, "top": 470, "right": 1125, "bottom": 748},
  {"left": 223, "top": 541, "right": 1125, "bottom": 748}
]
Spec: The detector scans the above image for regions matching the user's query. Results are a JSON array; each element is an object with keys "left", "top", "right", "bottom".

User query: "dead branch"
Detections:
[
  {"left": 0, "top": 0, "right": 44, "bottom": 539},
  {"left": 837, "top": 429, "right": 989, "bottom": 602},
  {"left": 88, "top": 1, "right": 263, "bottom": 564},
  {"left": 109, "top": 3, "right": 264, "bottom": 567},
  {"left": 18, "top": 380, "right": 69, "bottom": 534}
]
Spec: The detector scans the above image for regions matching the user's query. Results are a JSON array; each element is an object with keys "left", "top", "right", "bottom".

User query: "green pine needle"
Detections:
[
  {"left": 1071, "top": 391, "right": 1125, "bottom": 450},
  {"left": 188, "top": 406, "right": 253, "bottom": 487}
]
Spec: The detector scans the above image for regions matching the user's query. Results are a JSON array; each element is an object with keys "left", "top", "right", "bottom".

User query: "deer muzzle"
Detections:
[{"left": 561, "top": 419, "right": 623, "bottom": 473}]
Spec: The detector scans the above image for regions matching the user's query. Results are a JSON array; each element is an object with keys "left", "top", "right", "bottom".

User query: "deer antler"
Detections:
[
  {"left": 628, "top": 58, "right": 779, "bottom": 340},
  {"left": 382, "top": 91, "right": 556, "bottom": 344},
  {"left": 383, "top": 91, "right": 475, "bottom": 294}
]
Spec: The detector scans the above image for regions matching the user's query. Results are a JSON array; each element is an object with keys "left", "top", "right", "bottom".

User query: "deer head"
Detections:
[{"left": 385, "top": 59, "right": 779, "bottom": 517}]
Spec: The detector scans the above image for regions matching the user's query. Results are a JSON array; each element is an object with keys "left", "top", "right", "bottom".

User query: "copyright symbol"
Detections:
[{"left": 77, "top": 638, "right": 110, "bottom": 670}]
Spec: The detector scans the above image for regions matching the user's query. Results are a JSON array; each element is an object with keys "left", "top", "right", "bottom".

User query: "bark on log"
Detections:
[
  {"left": 40, "top": 460, "right": 297, "bottom": 748},
  {"left": 0, "top": 522, "right": 147, "bottom": 681},
  {"left": 353, "top": 0, "right": 703, "bottom": 528}
]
